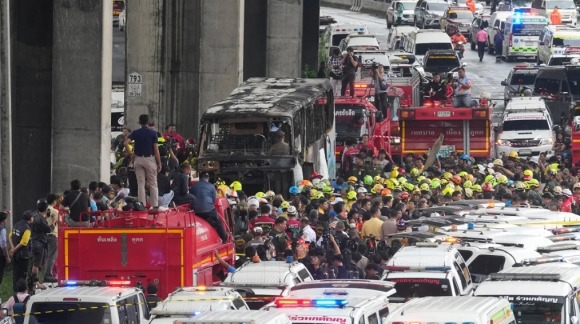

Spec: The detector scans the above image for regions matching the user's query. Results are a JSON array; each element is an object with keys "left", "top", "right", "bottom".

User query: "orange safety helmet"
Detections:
[{"left": 451, "top": 175, "right": 462, "bottom": 185}]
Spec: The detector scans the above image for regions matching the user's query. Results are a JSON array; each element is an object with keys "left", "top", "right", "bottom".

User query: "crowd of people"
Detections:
[{"left": 225, "top": 146, "right": 579, "bottom": 281}]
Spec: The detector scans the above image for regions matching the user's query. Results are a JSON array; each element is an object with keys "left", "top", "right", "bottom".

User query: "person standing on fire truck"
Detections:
[
  {"left": 341, "top": 47, "right": 358, "bottom": 97},
  {"left": 328, "top": 48, "right": 343, "bottom": 97},
  {"left": 125, "top": 114, "right": 161, "bottom": 209},
  {"left": 190, "top": 172, "right": 228, "bottom": 242},
  {"left": 372, "top": 65, "right": 388, "bottom": 115}
]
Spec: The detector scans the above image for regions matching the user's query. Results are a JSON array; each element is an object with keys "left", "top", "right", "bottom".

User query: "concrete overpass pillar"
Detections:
[
  {"left": 126, "top": 0, "right": 243, "bottom": 139},
  {"left": 51, "top": 0, "right": 112, "bottom": 192},
  {"left": 10, "top": 0, "right": 54, "bottom": 218},
  {"left": 267, "top": 0, "right": 303, "bottom": 77}
]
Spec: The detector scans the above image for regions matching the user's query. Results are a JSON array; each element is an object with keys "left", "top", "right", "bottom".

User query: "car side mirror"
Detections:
[{"left": 500, "top": 80, "right": 507, "bottom": 86}]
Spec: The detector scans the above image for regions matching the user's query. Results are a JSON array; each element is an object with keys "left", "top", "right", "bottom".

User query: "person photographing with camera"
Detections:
[
  {"left": 340, "top": 47, "right": 358, "bottom": 97},
  {"left": 370, "top": 64, "right": 388, "bottom": 115}
]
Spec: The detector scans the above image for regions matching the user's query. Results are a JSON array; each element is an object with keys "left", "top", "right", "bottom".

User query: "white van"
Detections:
[
  {"left": 501, "top": 13, "right": 548, "bottom": 61},
  {"left": 321, "top": 23, "right": 369, "bottom": 51},
  {"left": 381, "top": 243, "right": 474, "bottom": 302},
  {"left": 23, "top": 282, "right": 150, "bottom": 324},
  {"left": 263, "top": 295, "right": 390, "bottom": 324},
  {"left": 162, "top": 310, "right": 292, "bottom": 324},
  {"left": 286, "top": 279, "right": 396, "bottom": 298},
  {"left": 385, "top": 296, "right": 515, "bottom": 324},
  {"left": 486, "top": 11, "right": 512, "bottom": 54},
  {"left": 402, "top": 29, "right": 453, "bottom": 64},
  {"left": 532, "top": 0, "right": 577, "bottom": 25},
  {"left": 538, "top": 25, "right": 580, "bottom": 64},
  {"left": 222, "top": 261, "right": 313, "bottom": 309},
  {"left": 457, "top": 243, "right": 542, "bottom": 283},
  {"left": 474, "top": 263, "right": 580, "bottom": 324},
  {"left": 149, "top": 286, "right": 249, "bottom": 320}
]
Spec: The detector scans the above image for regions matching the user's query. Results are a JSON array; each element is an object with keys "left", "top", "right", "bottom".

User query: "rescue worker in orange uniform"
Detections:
[
  {"left": 466, "top": 0, "right": 476, "bottom": 13},
  {"left": 551, "top": 6, "right": 562, "bottom": 25}
]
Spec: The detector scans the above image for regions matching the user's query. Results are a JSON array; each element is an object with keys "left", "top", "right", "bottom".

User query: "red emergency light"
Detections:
[
  {"left": 472, "top": 109, "right": 488, "bottom": 119},
  {"left": 424, "top": 100, "right": 433, "bottom": 108},
  {"left": 399, "top": 109, "right": 415, "bottom": 120},
  {"left": 354, "top": 83, "right": 370, "bottom": 88}
]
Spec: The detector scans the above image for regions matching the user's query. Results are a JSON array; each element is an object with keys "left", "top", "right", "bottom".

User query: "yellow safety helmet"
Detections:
[
  {"left": 390, "top": 169, "right": 399, "bottom": 179},
  {"left": 464, "top": 188, "right": 473, "bottom": 198},
  {"left": 527, "top": 178, "right": 539, "bottom": 188},
  {"left": 509, "top": 151, "right": 519, "bottom": 160},
  {"left": 417, "top": 175, "right": 426, "bottom": 183},
  {"left": 431, "top": 179, "right": 441, "bottom": 189},
  {"left": 497, "top": 175, "right": 508, "bottom": 185},
  {"left": 347, "top": 176, "right": 358, "bottom": 183},
  {"left": 217, "top": 184, "right": 229, "bottom": 197},
  {"left": 413, "top": 187, "right": 421, "bottom": 195},
  {"left": 309, "top": 189, "right": 319, "bottom": 198},
  {"left": 492, "top": 159, "right": 503, "bottom": 166},
  {"left": 458, "top": 171, "right": 468, "bottom": 178},
  {"left": 420, "top": 183, "right": 430, "bottom": 192},
  {"left": 471, "top": 184, "right": 482, "bottom": 193},
  {"left": 347, "top": 190, "right": 357, "bottom": 200},
  {"left": 442, "top": 187, "right": 454, "bottom": 196},
  {"left": 374, "top": 175, "right": 382, "bottom": 184},
  {"left": 372, "top": 184, "right": 384, "bottom": 194},
  {"left": 255, "top": 191, "right": 265, "bottom": 198},
  {"left": 410, "top": 168, "right": 420, "bottom": 177},
  {"left": 443, "top": 172, "right": 453, "bottom": 180},
  {"left": 230, "top": 181, "right": 242, "bottom": 192},
  {"left": 523, "top": 169, "right": 533, "bottom": 177},
  {"left": 463, "top": 180, "right": 473, "bottom": 189},
  {"left": 398, "top": 177, "right": 407, "bottom": 185},
  {"left": 465, "top": 174, "right": 474, "bottom": 183},
  {"left": 514, "top": 182, "right": 525, "bottom": 191},
  {"left": 281, "top": 201, "right": 290, "bottom": 209},
  {"left": 403, "top": 182, "right": 415, "bottom": 192}
]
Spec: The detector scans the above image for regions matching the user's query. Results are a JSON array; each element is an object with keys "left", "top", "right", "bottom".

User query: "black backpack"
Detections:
[{"left": 13, "top": 294, "right": 30, "bottom": 324}]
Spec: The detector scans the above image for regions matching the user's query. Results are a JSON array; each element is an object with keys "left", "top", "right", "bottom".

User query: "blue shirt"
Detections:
[
  {"left": 128, "top": 126, "right": 158, "bottom": 156},
  {"left": 190, "top": 179, "right": 217, "bottom": 213}
]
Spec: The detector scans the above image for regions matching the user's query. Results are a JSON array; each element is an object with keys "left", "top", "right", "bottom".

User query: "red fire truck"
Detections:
[
  {"left": 57, "top": 199, "right": 235, "bottom": 298},
  {"left": 398, "top": 100, "right": 493, "bottom": 157}
]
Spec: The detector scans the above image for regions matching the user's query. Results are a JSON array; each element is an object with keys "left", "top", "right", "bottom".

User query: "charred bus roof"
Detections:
[{"left": 202, "top": 78, "right": 332, "bottom": 119}]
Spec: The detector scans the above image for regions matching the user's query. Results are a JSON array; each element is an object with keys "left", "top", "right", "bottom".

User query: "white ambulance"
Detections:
[
  {"left": 501, "top": 11, "right": 548, "bottom": 61},
  {"left": 474, "top": 263, "right": 580, "bottom": 324},
  {"left": 381, "top": 243, "right": 474, "bottom": 303},
  {"left": 263, "top": 294, "right": 390, "bottom": 324}
]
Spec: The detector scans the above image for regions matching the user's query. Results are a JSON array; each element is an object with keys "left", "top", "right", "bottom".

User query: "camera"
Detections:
[{"left": 370, "top": 62, "right": 378, "bottom": 72}]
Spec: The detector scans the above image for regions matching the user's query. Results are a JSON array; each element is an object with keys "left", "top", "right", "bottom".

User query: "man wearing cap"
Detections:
[
  {"left": 246, "top": 227, "right": 266, "bottom": 247},
  {"left": 341, "top": 47, "right": 358, "bottom": 97},
  {"left": 269, "top": 130, "right": 290, "bottom": 155},
  {"left": 286, "top": 206, "right": 301, "bottom": 240}
]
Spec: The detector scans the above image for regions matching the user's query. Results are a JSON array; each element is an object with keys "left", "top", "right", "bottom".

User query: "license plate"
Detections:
[
  {"left": 519, "top": 149, "right": 532, "bottom": 155},
  {"left": 437, "top": 111, "right": 451, "bottom": 117}
]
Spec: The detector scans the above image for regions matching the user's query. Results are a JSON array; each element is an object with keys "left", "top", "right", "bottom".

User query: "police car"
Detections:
[
  {"left": 385, "top": 296, "right": 515, "bottom": 324},
  {"left": 381, "top": 243, "right": 474, "bottom": 302},
  {"left": 148, "top": 286, "right": 249, "bottom": 323},
  {"left": 474, "top": 263, "right": 580, "bottom": 324},
  {"left": 22, "top": 280, "right": 150, "bottom": 324},
  {"left": 221, "top": 261, "right": 313, "bottom": 309}
]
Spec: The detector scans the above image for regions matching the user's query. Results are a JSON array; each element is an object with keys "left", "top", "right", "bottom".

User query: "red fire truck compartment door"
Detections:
[
  {"left": 62, "top": 228, "right": 184, "bottom": 289},
  {"left": 401, "top": 119, "right": 490, "bottom": 156}
]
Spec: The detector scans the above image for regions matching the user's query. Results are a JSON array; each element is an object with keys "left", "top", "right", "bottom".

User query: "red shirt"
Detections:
[
  {"left": 162, "top": 131, "right": 186, "bottom": 151},
  {"left": 357, "top": 142, "right": 376, "bottom": 156}
]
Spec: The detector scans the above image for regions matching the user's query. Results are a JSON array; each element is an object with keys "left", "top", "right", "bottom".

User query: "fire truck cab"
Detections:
[
  {"left": 398, "top": 98, "right": 494, "bottom": 158},
  {"left": 57, "top": 199, "right": 235, "bottom": 299}
]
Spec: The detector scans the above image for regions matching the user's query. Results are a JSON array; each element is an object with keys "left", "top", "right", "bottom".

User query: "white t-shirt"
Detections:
[{"left": 302, "top": 225, "right": 317, "bottom": 243}]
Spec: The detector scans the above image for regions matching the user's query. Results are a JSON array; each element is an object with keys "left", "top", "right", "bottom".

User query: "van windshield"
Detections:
[
  {"left": 503, "top": 119, "right": 550, "bottom": 131},
  {"left": 28, "top": 302, "right": 112, "bottom": 324},
  {"left": 547, "top": 0, "right": 575, "bottom": 9},
  {"left": 388, "top": 278, "right": 453, "bottom": 301},
  {"left": 415, "top": 43, "right": 453, "bottom": 55},
  {"left": 488, "top": 296, "right": 564, "bottom": 324}
]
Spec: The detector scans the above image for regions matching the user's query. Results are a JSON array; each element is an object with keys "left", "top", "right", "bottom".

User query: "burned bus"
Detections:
[{"left": 197, "top": 78, "right": 336, "bottom": 194}]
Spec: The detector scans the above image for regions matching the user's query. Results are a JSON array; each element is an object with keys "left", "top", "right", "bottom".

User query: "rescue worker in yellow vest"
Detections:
[{"left": 551, "top": 6, "right": 562, "bottom": 25}]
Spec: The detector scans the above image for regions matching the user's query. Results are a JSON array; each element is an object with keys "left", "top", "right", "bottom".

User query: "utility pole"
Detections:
[{"left": 0, "top": 0, "right": 13, "bottom": 223}]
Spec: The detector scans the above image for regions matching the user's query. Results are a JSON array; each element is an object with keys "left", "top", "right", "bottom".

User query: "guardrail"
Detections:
[{"left": 321, "top": 0, "right": 388, "bottom": 17}]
